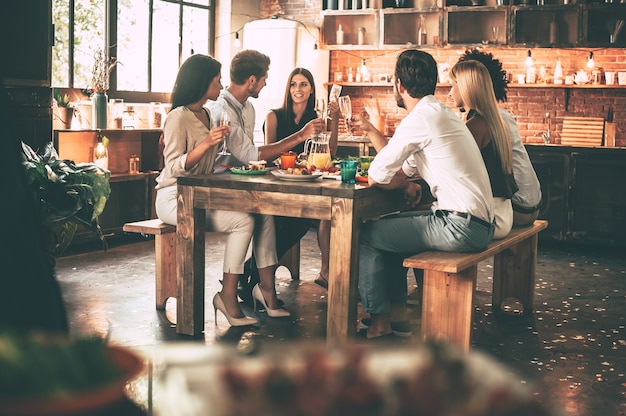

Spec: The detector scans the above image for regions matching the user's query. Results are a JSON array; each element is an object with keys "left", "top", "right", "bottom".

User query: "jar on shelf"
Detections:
[
  {"left": 149, "top": 102, "right": 164, "bottom": 128},
  {"left": 122, "top": 106, "right": 137, "bottom": 129},
  {"left": 357, "top": 27, "right": 366, "bottom": 45},
  {"left": 129, "top": 154, "right": 140, "bottom": 174},
  {"left": 109, "top": 98, "right": 124, "bottom": 129}
]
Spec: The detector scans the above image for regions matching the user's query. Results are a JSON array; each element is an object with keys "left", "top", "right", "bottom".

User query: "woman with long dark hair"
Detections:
[
  {"left": 265, "top": 68, "right": 339, "bottom": 289},
  {"left": 155, "top": 54, "right": 287, "bottom": 327}
]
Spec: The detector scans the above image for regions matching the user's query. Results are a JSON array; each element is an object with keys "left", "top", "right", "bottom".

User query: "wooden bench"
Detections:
[
  {"left": 403, "top": 219, "right": 548, "bottom": 351},
  {"left": 123, "top": 219, "right": 300, "bottom": 310}
]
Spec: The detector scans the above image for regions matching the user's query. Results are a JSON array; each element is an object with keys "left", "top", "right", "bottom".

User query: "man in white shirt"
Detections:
[
  {"left": 208, "top": 49, "right": 317, "bottom": 172},
  {"left": 356, "top": 50, "right": 495, "bottom": 340}
]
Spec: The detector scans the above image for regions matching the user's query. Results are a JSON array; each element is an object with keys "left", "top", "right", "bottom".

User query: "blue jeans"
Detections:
[{"left": 358, "top": 208, "right": 494, "bottom": 315}]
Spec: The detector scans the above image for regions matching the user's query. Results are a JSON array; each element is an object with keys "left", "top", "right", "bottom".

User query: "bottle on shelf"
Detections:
[
  {"left": 336, "top": 24, "right": 344, "bottom": 45},
  {"left": 553, "top": 58, "right": 563, "bottom": 85},
  {"left": 418, "top": 15, "right": 427, "bottom": 46},
  {"left": 549, "top": 14, "right": 558, "bottom": 44},
  {"left": 347, "top": 67, "right": 354, "bottom": 82},
  {"left": 525, "top": 50, "right": 537, "bottom": 84},
  {"left": 358, "top": 27, "right": 366, "bottom": 46},
  {"left": 360, "top": 59, "right": 371, "bottom": 82}
]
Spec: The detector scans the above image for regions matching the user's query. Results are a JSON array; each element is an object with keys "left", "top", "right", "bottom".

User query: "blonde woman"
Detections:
[{"left": 449, "top": 60, "right": 518, "bottom": 239}]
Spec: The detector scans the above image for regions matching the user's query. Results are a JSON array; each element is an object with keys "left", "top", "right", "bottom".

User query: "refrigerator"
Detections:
[{"left": 242, "top": 18, "right": 329, "bottom": 145}]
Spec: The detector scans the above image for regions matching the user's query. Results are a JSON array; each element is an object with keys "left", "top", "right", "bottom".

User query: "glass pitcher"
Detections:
[{"left": 304, "top": 133, "right": 332, "bottom": 169}]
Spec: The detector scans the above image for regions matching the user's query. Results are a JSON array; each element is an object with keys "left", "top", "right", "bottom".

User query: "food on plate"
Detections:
[
  {"left": 285, "top": 167, "right": 313, "bottom": 175},
  {"left": 248, "top": 160, "right": 267, "bottom": 170}
]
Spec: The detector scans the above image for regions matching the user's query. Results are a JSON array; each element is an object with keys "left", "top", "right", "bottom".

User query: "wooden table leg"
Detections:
[
  {"left": 421, "top": 267, "right": 477, "bottom": 352},
  {"left": 176, "top": 185, "right": 206, "bottom": 336},
  {"left": 492, "top": 233, "right": 538, "bottom": 313},
  {"left": 326, "top": 197, "right": 359, "bottom": 346}
]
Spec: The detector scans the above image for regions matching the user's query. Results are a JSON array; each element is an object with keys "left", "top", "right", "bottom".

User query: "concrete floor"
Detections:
[{"left": 55, "top": 230, "right": 626, "bottom": 416}]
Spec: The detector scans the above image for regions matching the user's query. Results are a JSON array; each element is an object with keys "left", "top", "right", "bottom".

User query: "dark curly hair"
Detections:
[{"left": 458, "top": 48, "right": 508, "bottom": 102}]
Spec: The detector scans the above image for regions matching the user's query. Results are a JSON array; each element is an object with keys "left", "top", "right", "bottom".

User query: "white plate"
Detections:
[{"left": 271, "top": 170, "right": 323, "bottom": 182}]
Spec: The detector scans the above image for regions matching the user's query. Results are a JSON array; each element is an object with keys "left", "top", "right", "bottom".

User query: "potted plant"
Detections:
[
  {"left": 21, "top": 141, "right": 111, "bottom": 265},
  {"left": 89, "top": 48, "right": 118, "bottom": 129},
  {"left": 53, "top": 89, "right": 74, "bottom": 129}
]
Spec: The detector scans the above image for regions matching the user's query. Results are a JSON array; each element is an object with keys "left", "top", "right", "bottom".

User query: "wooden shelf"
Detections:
[
  {"left": 321, "top": 4, "right": 626, "bottom": 49},
  {"left": 53, "top": 129, "right": 162, "bottom": 246}
]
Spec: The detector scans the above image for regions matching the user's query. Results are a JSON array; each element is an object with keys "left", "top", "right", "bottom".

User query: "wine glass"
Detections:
[
  {"left": 315, "top": 98, "right": 329, "bottom": 132},
  {"left": 492, "top": 26, "right": 500, "bottom": 45},
  {"left": 216, "top": 111, "right": 231, "bottom": 156},
  {"left": 338, "top": 95, "right": 352, "bottom": 139}
]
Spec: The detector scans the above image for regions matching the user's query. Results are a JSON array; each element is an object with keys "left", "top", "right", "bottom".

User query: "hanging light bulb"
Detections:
[
  {"left": 586, "top": 51, "right": 595, "bottom": 69},
  {"left": 234, "top": 32, "right": 241, "bottom": 48}
]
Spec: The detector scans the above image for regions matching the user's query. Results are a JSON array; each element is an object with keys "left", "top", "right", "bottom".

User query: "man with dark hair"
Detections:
[
  {"left": 209, "top": 50, "right": 325, "bottom": 305},
  {"left": 355, "top": 50, "right": 495, "bottom": 340},
  {"left": 459, "top": 48, "right": 542, "bottom": 226},
  {"left": 209, "top": 49, "right": 311, "bottom": 170}
]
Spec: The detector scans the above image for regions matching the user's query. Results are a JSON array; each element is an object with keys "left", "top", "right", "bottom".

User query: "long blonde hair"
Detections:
[{"left": 449, "top": 60, "right": 513, "bottom": 174}]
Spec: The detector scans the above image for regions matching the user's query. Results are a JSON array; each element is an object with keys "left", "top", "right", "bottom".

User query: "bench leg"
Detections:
[
  {"left": 421, "top": 267, "right": 477, "bottom": 352},
  {"left": 492, "top": 233, "right": 538, "bottom": 313},
  {"left": 277, "top": 241, "right": 300, "bottom": 280},
  {"left": 155, "top": 233, "right": 176, "bottom": 310}
]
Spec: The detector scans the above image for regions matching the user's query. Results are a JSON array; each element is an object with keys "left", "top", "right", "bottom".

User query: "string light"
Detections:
[
  {"left": 234, "top": 32, "right": 241, "bottom": 47},
  {"left": 586, "top": 51, "right": 595, "bottom": 69}
]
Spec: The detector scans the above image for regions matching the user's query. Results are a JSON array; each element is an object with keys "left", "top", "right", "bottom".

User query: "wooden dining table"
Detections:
[{"left": 175, "top": 171, "right": 405, "bottom": 346}]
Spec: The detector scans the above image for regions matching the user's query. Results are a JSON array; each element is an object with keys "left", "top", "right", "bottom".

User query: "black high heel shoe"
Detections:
[
  {"left": 252, "top": 284, "right": 290, "bottom": 318},
  {"left": 213, "top": 292, "right": 257, "bottom": 326}
]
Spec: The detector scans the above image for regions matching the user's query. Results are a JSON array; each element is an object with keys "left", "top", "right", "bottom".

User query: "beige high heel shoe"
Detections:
[
  {"left": 252, "top": 284, "right": 291, "bottom": 318},
  {"left": 213, "top": 292, "right": 258, "bottom": 327}
]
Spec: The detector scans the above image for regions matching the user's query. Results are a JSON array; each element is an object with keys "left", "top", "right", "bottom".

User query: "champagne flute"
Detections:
[
  {"left": 216, "top": 111, "right": 231, "bottom": 156},
  {"left": 492, "top": 26, "right": 499, "bottom": 45},
  {"left": 338, "top": 95, "right": 353, "bottom": 139},
  {"left": 315, "top": 98, "right": 328, "bottom": 133}
]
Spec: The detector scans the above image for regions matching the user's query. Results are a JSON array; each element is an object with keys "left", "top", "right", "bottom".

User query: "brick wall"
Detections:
[{"left": 261, "top": 0, "right": 626, "bottom": 146}]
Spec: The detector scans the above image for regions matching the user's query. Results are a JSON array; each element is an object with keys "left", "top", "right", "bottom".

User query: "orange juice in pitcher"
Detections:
[
  {"left": 307, "top": 152, "right": 332, "bottom": 169},
  {"left": 305, "top": 134, "right": 332, "bottom": 169}
]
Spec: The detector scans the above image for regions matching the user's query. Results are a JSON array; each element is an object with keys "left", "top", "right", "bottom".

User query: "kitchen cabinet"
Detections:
[
  {"left": 1, "top": 0, "right": 53, "bottom": 152},
  {"left": 381, "top": 8, "right": 442, "bottom": 47},
  {"left": 320, "top": 2, "right": 625, "bottom": 49},
  {"left": 446, "top": 6, "right": 509, "bottom": 46},
  {"left": 0, "top": 0, "right": 52, "bottom": 87},
  {"left": 321, "top": 9, "right": 379, "bottom": 49},
  {"left": 511, "top": 5, "right": 579, "bottom": 46},
  {"left": 53, "top": 129, "right": 162, "bottom": 244},
  {"left": 526, "top": 145, "right": 626, "bottom": 247},
  {"left": 585, "top": 3, "right": 626, "bottom": 46}
]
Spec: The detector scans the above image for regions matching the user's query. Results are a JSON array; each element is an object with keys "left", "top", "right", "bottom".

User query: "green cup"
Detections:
[
  {"left": 359, "top": 156, "right": 375, "bottom": 174},
  {"left": 340, "top": 160, "right": 358, "bottom": 184}
]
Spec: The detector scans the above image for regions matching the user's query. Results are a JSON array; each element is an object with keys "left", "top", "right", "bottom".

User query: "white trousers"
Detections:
[{"left": 155, "top": 185, "right": 277, "bottom": 274}]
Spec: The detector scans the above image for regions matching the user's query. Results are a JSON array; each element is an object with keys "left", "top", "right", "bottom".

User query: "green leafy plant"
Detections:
[
  {"left": 53, "top": 89, "right": 71, "bottom": 108},
  {"left": 21, "top": 142, "right": 111, "bottom": 260}
]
